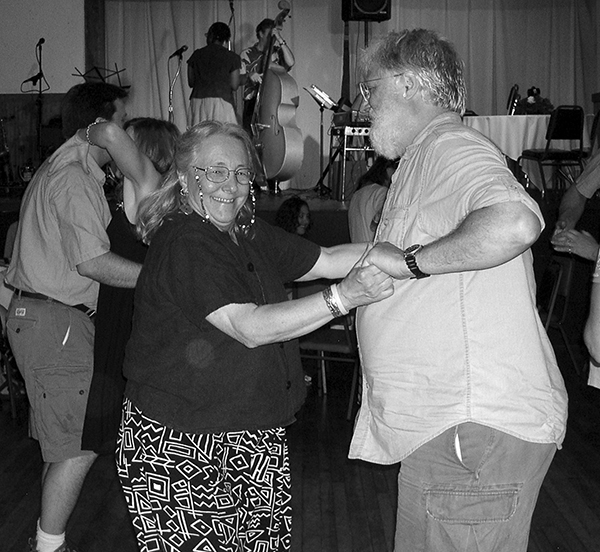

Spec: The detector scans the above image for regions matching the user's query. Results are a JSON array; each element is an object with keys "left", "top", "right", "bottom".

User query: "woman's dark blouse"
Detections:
[
  {"left": 82, "top": 207, "right": 148, "bottom": 453},
  {"left": 123, "top": 213, "right": 321, "bottom": 434}
]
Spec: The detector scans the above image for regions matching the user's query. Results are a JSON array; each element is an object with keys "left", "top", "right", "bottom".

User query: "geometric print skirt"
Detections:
[{"left": 116, "top": 397, "right": 292, "bottom": 552}]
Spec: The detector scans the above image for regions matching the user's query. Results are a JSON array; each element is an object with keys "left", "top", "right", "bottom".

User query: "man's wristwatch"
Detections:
[{"left": 403, "top": 244, "right": 430, "bottom": 279}]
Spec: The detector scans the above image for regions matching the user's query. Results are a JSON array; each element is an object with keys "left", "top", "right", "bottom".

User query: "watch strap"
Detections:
[{"left": 404, "top": 244, "right": 430, "bottom": 279}]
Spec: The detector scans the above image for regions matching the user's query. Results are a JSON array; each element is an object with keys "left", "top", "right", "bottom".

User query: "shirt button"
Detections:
[
  {"left": 247, "top": 262, "right": 255, "bottom": 272},
  {"left": 286, "top": 380, "right": 291, "bottom": 389}
]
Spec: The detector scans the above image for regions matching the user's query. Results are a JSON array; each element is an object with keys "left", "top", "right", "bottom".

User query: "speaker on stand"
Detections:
[
  {"left": 335, "top": 0, "right": 390, "bottom": 200},
  {"left": 342, "top": 0, "right": 391, "bottom": 23}
]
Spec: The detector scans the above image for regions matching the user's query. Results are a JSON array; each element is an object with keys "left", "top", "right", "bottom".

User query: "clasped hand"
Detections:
[
  {"left": 337, "top": 247, "right": 394, "bottom": 310},
  {"left": 363, "top": 242, "right": 413, "bottom": 280}
]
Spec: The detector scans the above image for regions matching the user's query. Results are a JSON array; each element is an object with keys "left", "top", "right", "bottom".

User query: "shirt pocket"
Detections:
[{"left": 377, "top": 205, "right": 409, "bottom": 245}]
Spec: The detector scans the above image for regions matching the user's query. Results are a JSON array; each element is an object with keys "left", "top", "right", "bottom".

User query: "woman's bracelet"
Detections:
[
  {"left": 322, "top": 284, "right": 349, "bottom": 318},
  {"left": 85, "top": 117, "right": 106, "bottom": 147}
]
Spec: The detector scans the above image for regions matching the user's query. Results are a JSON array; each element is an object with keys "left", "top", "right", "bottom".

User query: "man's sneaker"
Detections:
[{"left": 28, "top": 537, "right": 79, "bottom": 552}]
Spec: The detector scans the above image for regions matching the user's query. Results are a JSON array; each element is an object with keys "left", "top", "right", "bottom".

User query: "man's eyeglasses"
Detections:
[
  {"left": 194, "top": 166, "right": 255, "bottom": 186},
  {"left": 359, "top": 73, "right": 405, "bottom": 104}
]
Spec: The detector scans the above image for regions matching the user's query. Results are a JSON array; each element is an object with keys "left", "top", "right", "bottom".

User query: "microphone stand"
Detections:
[
  {"left": 168, "top": 53, "right": 184, "bottom": 124},
  {"left": 35, "top": 42, "right": 45, "bottom": 165}
]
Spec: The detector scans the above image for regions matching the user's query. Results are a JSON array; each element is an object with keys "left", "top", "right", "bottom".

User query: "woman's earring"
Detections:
[
  {"left": 179, "top": 186, "right": 193, "bottom": 215},
  {"left": 249, "top": 185, "right": 256, "bottom": 224},
  {"left": 239, "top": 185, "right": 256, "bottom": 232},
  {"left": 197, "top": 180, "right": 210, "bottom": 223}
]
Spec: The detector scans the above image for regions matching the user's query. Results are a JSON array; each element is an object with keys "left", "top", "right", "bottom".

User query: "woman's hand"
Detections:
[
  {"left": 552, "top": 229, "right": 599, "bottom": 261},
  {"left": 337, "top": 251, "right": 395, "bottom": 311}
]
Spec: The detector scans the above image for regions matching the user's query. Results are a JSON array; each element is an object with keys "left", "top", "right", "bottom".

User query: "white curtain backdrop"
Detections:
[{"left": 105, "top": 0, "right": 598, "bottom": 189}]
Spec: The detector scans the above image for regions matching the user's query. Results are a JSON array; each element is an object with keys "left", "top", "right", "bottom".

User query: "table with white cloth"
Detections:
[{"left": 463, "top": 114, "right": 590, "bottom": 189}]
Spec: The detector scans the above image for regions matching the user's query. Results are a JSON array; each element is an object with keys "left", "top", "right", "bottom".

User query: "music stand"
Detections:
[
  {"left": 72, "top": 64, "right": 128, "bottom": 86},
  {"left": 304, "top": 84, "right": 336, "bottom": 196}
]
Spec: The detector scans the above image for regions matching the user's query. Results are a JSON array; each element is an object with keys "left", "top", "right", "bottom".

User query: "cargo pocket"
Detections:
[
  {"left": 425, "top": 484, "right": 520, "bottom": 524},
  {"left": 424, "top": 484, "right": 521, "bottom": 550},
  {"left": 32, "top": 365, "right": 91, "bottom": 450}
]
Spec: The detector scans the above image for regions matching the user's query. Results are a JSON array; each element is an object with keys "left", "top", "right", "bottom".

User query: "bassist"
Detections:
[{"left": 240, "top": 18, "right": 295, "bottom": 134}]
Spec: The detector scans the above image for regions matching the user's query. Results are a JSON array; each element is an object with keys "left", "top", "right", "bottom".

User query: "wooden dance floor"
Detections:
[{"left": 1, "top": 328, "right": 600, "bottom": 551}]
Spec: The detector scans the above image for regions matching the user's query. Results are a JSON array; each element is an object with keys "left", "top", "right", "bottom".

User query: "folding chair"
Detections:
[{"left": 518, "top": 105, "right": 586, "bottom": 196}]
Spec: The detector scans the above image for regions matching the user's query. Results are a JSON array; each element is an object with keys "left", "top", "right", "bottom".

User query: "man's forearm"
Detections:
[
  {"left": 77, "top": 251, "right": 142, "bottom": 288},
  {"left": 419, "top": 202, "right": 540, "bottom": 274},
  {"left": 366, "top": 202, "right": 541, "bottom": 279}
]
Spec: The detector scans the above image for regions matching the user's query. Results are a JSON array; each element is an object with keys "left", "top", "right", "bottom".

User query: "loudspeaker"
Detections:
[{"left": 342, "top": 0, "right": 391, "bottom": 22}]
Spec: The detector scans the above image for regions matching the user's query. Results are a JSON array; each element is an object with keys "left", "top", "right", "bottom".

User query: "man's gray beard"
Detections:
[{"left": 370, "top": 118, "right": 406, "bottom": 160}]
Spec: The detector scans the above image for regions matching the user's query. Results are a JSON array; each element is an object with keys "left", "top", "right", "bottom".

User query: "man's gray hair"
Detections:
[{"left": 361, "top": 29, "right": 466, "bottom": 116}]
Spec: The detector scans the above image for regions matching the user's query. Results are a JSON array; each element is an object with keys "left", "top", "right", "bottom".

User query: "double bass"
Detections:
[{"left": 251, "top": 1, "right": 303, "bottom": 183}]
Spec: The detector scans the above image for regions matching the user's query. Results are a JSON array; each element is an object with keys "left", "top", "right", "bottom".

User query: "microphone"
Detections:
[
  {"left": 36, "top": 38, "right": 45, "bottom": 47},
  {"left": 278, "top": 0, "right": 291, "bottom": 10},
  {"left": 22, "top": 72, "right": 43, "bottom": 85},
  {"left": 168, "top": 45, "right": 188, "bottom": 59}
]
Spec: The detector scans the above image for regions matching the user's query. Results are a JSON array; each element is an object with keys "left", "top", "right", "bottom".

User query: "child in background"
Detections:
[{"left": 275, "top": 196, "right": 312, "bottom": 237}]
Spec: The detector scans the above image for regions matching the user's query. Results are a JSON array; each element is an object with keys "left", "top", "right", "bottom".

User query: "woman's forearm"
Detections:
[{"left": 86, "top": 122, "right": 159, "bottom": 192}]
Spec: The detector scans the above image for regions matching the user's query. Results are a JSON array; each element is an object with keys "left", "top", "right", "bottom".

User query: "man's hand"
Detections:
[
  {"left": 272, "top": 28, "right": 285, "bottom": 46},
  {"left": 249, "top": 72, "right": 262, "bottom": 84},
  {"left": 363, "top": 242, "right": 412, "bottom": 280}
]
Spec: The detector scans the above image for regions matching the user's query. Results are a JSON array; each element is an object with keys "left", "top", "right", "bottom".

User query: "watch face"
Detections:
[{"left": 405, "top": 244, "right": 421, "bottom": 255}]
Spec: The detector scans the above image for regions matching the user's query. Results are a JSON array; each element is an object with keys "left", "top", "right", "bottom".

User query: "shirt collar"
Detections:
[{"left": 403, "top": 111, "right": 463, "bottom": 158}]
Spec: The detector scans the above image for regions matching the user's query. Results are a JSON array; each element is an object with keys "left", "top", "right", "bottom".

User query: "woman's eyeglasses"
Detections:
[
  {"left": 359, "top": 72, "right": 405, "bottom": 104},
  {"left": 194, "top": 166, "right": 255, "bottom": 185}
]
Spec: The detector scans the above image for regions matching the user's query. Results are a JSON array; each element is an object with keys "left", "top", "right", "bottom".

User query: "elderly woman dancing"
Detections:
[{"left": 116, "top": 120, "right": 393, "bottom": 552}]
